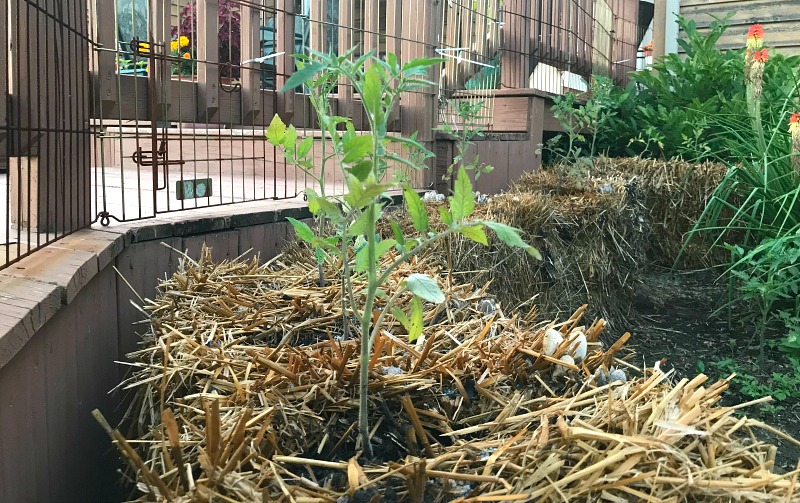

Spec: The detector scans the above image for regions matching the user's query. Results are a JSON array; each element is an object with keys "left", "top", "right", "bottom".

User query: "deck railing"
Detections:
[{"left": 0, "top": 0, "right": 646, "bottom": 270}]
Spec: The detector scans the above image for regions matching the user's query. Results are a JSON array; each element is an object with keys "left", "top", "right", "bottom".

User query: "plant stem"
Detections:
[{"left": 358, "top": 202, "right": 378, "bottom": 458}]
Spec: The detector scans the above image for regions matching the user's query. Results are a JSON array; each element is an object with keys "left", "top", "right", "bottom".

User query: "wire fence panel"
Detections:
[
  {"left": 1, "top": 0, "right": 649, "bottom": 269},
  {"left": 1, "top": 0, "right": 93, "bottom": 268}
]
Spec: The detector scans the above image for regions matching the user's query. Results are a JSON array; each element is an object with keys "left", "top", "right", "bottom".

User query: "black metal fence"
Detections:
[
  {"left": 0, "top": 0, "right": 649, "bottom": 270},
  {"left": 1, "top": 0, "right": 93, "bottom": 269}
]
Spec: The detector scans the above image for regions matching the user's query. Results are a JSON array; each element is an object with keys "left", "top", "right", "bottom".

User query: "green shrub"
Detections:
[{"left": 596, "top": 15, "right": 800, "bottom": 164}]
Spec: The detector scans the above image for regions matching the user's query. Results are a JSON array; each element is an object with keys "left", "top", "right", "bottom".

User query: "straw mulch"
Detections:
[
  {"left": 394, "top": 157, "right": 729, "bottom": 328},
  {"left": 589, "top": 156, "right": 729, "bottom": 268},
  {"left": 97, "top": 246, "right": 800, "bottom": 502}
]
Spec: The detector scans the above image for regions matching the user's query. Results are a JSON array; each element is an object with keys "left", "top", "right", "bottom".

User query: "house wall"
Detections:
[{"left": 680, "top": 0, "right": 800, "bottom": 56}]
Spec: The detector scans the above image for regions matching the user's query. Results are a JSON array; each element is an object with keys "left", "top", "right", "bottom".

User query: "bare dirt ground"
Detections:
[{"left": 628, "top": 268, "right": 800, "bottom": 472}]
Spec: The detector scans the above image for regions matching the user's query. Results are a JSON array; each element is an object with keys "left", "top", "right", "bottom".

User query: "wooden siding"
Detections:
[{"left": 680, "top": 0, "right": 800, "bottom": 56}]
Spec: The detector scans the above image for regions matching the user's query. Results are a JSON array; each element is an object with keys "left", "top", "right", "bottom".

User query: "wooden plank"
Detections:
[
  {"left": 680, "top": 0, "right": 800, "bottom": 55},
  {"left": 154, "top": 0, "right": 173, "bottom": 118},
  {"left": 489, "top": 97, "right": 529, "bottom": 132},
  {"left": 310, "top": 0, "right": 328, "bottom": 53},
  {"left": 182, "top": 230, "right": 241, "bottom": 261},
  {"left": 240, "top": 0, "right": 263, "bottom": 124},
  {"left": 71, "top": 267, "right": 121, "bottom": 501},
  {"left": 338, "top": 0, "right": 354, "bottom": 119},
  {"left": 385, "top": 0, "right": 402, "bottom": 60},
  {"left": 0, "top": 332, "right": 48, "bottom": 502},
  {"left": 277, "top": 0, "right": 296, "bottom": 123},
  {"left": 197, "top": 0, "right": 221, "bottom": 122},
  {"left": 115, "top": 238, "right": 182, "bottom": 379},
  {"left": 527, "top": 96, "right": 545, "bottom": 173},
  {"left": 0, "top": 0, "right": 6, "bottom": 145},
  {"left": 502, "top": 0, "right": 531, "bottom": 89},
  {"left": 92, "top": 0, "right": 118, "bottom": 116},
  {"left": 474, "top": 140, "right": 508, "bottom": 194},
  {"left": 364, "top": 0, "right": 379, "bottom": 57}
]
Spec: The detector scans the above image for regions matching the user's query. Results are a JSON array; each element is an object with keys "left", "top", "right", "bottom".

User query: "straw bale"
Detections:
[{"left": 97, "top": 246, "right": 800, "bottom": 502}]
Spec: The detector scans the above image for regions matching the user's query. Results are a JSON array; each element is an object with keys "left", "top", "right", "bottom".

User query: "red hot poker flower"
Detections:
[
  {"left": 791, "top": 113, "right": 800, "bottom": 124},
  {"left": 747, "top": 24, "right": 765, "bottom": 50},
  {"left": 748, "top": 24, "right": 764, "bottom": 39},
  {"left": 753, "top": 48, "right": 769, "bottom": 63}
]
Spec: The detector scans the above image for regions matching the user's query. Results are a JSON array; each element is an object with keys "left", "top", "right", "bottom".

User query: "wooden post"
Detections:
[
  {"left": 338, "top": 0, "right": 354, "bottom": 119},
  {"left": 153, "top": 0, "right": 172, "bottom": 120},
  {"left": 400, "top": 0, "right": 441, "bottom": 187},
  {"left": 0, "top": 0, "right": 8, "bottom": 154},
  {"left": 276, "top": 0, "right": 295, "bottom": 123},
  {"left": 92, "top": 0, "right": 118, "bottom": 117},
  {"left": 196, "top": 0, "right": 220, "bottom": 122},
  {"left": 385, "top": 0, "right": 402, "bottom": 60},
  {"left": 652, "top": 0, "right": 667, "bottom": 59},
  {"left": 8, "top": 0, "right": 91, "bottom": 231},
  {"left": 363, "top": 0, "right": 379, "bottom": 58},
  {"left": 240, "top": 0, "right": 262, "bottom": 124},
  {"left": 385, "top": 0, "right": 402, "bottom": 130},
  {"left": 501, "top": 0, "right": 531, "bottom": 89},
  {"left": 310, "top": 0, "right": 328, "bottom": 53}
]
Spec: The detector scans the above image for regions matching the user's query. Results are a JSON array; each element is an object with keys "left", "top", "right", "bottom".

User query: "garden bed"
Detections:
[{"left": 98, "top": 245, "right": 800, "bottom": 501}]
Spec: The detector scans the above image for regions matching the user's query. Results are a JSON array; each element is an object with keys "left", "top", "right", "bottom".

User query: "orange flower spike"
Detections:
[
  {"left": 791, "top": 113, "right": 800, "bottom": 169},
  {"left": 747, "top": 23, "right": 764, "bottom": 50},
  {"left": 753, "top": 48, "right": 769, "bottom": 63},
  {"left": 790, "top": 113, "right": 800, "bottom": 136}
]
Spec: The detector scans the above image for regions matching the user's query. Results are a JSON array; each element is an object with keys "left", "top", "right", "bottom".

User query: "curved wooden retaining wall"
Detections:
[{"left": 0, "top": 200, "right": 313, "bottom": 502}]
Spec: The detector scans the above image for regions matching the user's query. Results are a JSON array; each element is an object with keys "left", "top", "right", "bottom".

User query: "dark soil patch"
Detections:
[{"left": 629, "top": 268, "right": 800, "bottom": 472}]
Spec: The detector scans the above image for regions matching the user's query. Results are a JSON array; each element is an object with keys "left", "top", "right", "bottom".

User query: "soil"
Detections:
[{"left": 627, "top": 267, "right": 800, "bottom": 472}]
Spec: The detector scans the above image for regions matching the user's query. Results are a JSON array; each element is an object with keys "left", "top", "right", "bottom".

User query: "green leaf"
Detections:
[
  {"left": 403, "top": 186, "right": 429, "bottom": 233},
  {"left": 306, "top": 190, "right": 343, "bottom": 221},
  {"left": 408, "top": 296, "right": 424, "bottom": 343},
  {"left": 347, "top": 160, "right": 372, "bottom": 181},
  {"left": 297, "top": 136, "right": 314, "bottom": 158},
  {"left": 439, "top": 207, "right": 453, "bottom": 226},
  {"left": 405, "top": 273, "right": 445, "bottom": 303},
  {"left": 402, "top": 57, "right": 445, "bottom": 76},
  {"left": 282, "top": 125, "right": 298, "bottom": 150},
  {"left": 483, "top": 221, "right": 542, "bottom": 259},
  {"left": 390, "top": 221, "right": 406, "bottom": 247},
  {"left": 392, "top": 307, "right": 412, "bottom": 332},
  {"left": 349, "top": 208, "right": 381, "bottom": 235},
  {"left": 362, "top": 64, "right": 383, "bottom": 115},
  {"left": 342, "top": 135, "right": 373, "bottom": 164},
  {"left": 459, "top": 224, "right": 488, "bottom": 245},
  {"left": 286, "top": 217, "right": 314, "bottom": 243},
  {"left": 266, "top": 114, "right": 287, "bottom": 146},
  {"left": 281, "top": 60, "right": 325, "bottom": 92},
  {"left": 450, "top": 166, "right": 475, "bottom": 222},
  {"left": 355, "top": 239, "right": 397, "bottom": 272}
]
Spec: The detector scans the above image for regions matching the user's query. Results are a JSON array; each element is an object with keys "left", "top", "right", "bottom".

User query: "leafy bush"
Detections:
[{"left": 596, "top": 15, "right": 800, "bottom": 164}]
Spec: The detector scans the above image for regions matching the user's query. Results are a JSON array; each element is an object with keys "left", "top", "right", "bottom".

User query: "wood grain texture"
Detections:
[{"left": 680, "top": 0, "right": 800, "bottom": 55}]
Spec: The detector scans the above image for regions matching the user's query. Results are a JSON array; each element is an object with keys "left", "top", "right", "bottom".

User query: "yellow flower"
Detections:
[
  {"left": 179, "top": 35, "right": 190, "bottom": 47},
  {"left": 170, "top": 40, "right": 179, "bottom": 52},
  {"left": 182, "top": 52, "right": 191, "bottom": 59}
]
